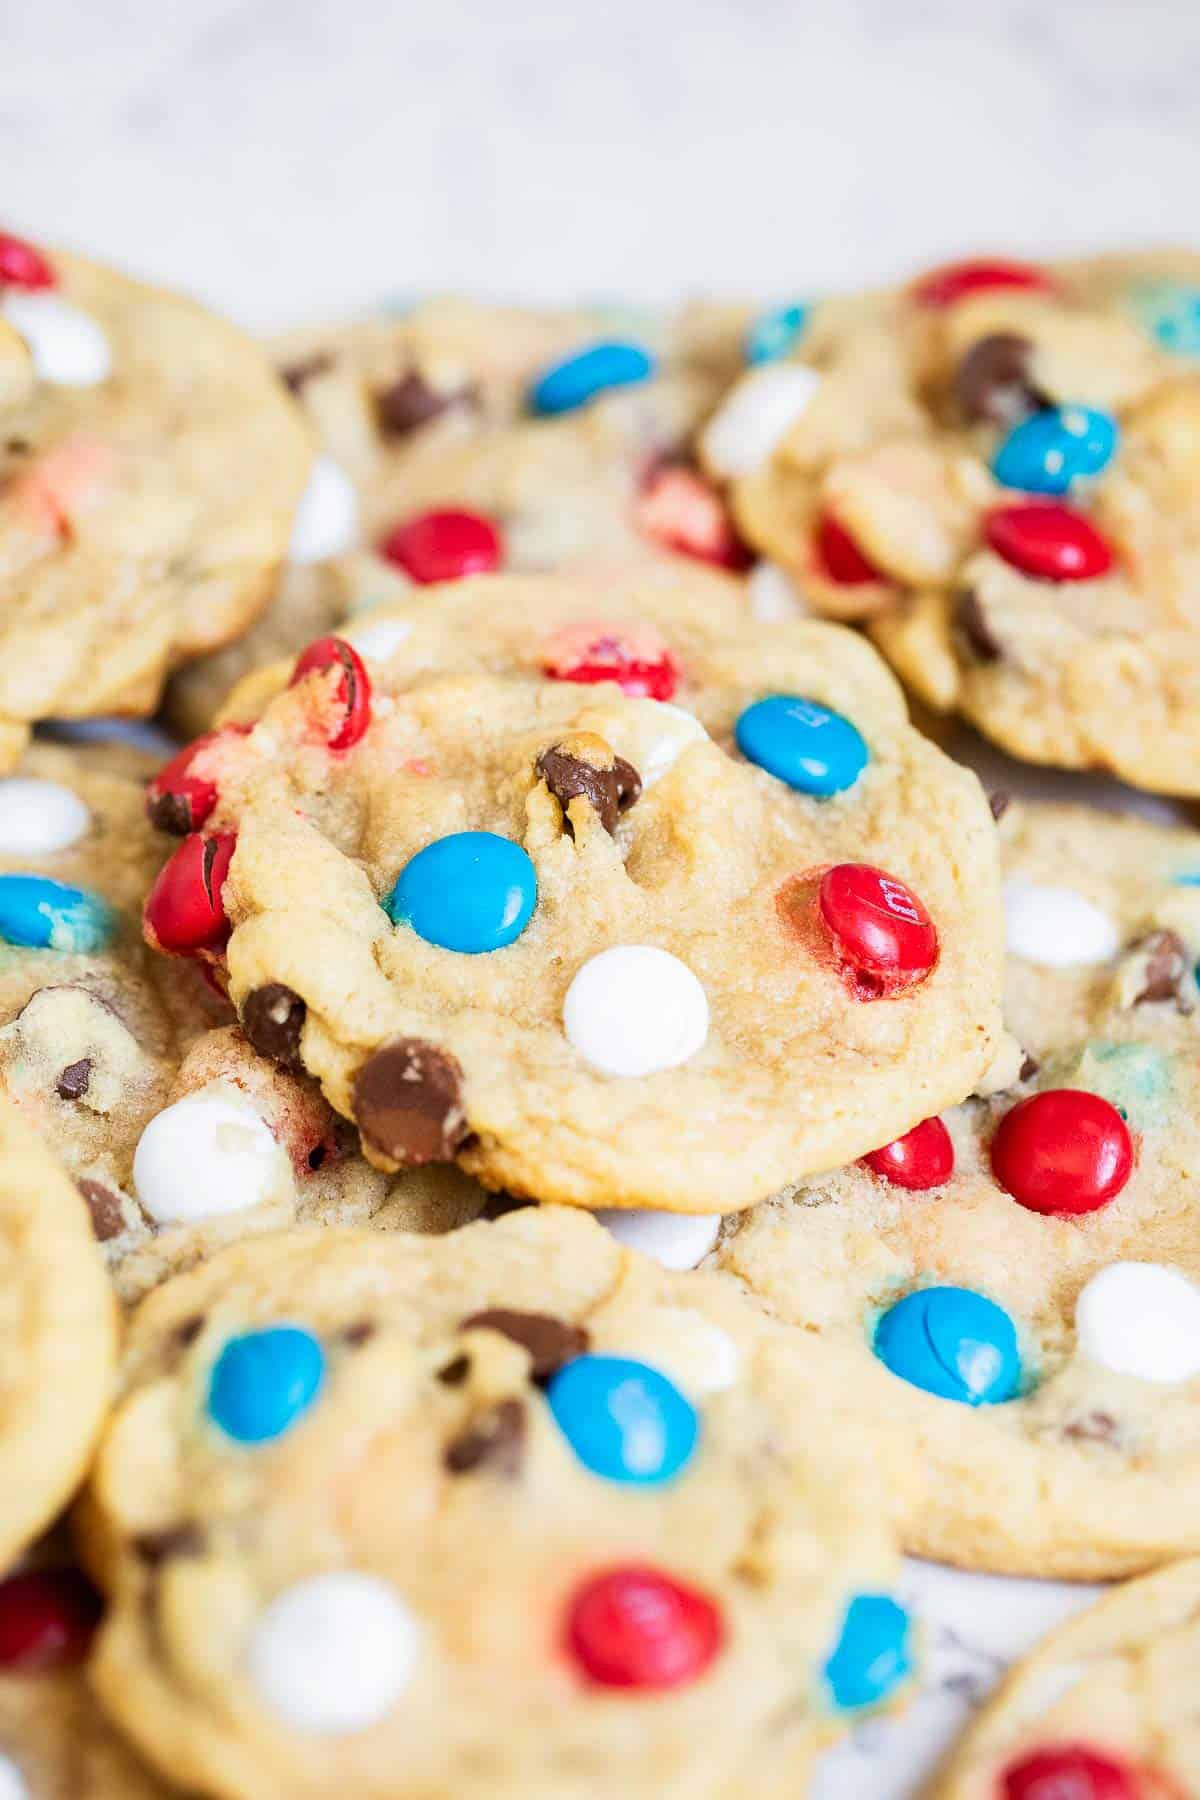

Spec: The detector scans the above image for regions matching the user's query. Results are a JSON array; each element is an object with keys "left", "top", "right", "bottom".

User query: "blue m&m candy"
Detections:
[
  {"left": 873, "top": 1286, "right": 1021, "bottom": 1405},
  {"left": 0, "top": 873, "right": 114, "bottom": 952},
  {"left": 385, "top": 831, "right": 536, "bottom": 954},
  {"left": 992, "top": 406, "right": 1117, "bottom": 495},
  {"left": 529, "top": 341, "right": 656, "bottom": 416},
  {"left": 735, "top": 695, "right": 868, "bottom": 796},
  {"left": 822, "top": 1593, "right": 913, "bottom": 1711},
  {"left": 1129, "top": 280, "right": 1200, "bottom": 357},
  {"left": 745, "top": 301, "right": 809, "bottom": 365},
  {"left": 547, "top": 1354, "right": 698, "bottom": 1485},
  {"left": 207, "top": 1326, "right": 325, "bottom": 1444}
]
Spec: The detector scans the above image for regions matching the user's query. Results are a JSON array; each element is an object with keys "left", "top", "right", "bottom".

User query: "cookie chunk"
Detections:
[
  {"left": 0, "top": 744, "right": 482, "bottom": 1303},
  {"left": 712, "top": 801, "right": 1200, "bottom": 1577},
  {"left": 155, "top": 572, "right": 1003, "bottom": 1212},
  {"left": 719, "top": 251, "right": 1200, "bottom": 792},
  {"left": 165, "top": 297, "right": 749, "bottom": 736},
  {"left": 0, "top": 232, "right": 311, "bottom": 762},
  {"left": 931, "top": 1557, "right": 1200, "bottom": 1798},
  {"left": 0, "top": 1096, "right": 115, "bottom": 1565},
  {"left": 83, "top": 1208, "right": 912, "bottom": 1799}
]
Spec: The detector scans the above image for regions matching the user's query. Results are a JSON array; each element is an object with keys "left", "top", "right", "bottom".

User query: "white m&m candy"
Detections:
[
  {"left": 0, "top": 778, "right": 89, "bottom": 854},
  {"left": 563, "top": 945, "right": 709, "bottom": 1078},
  {"left": 593, "top": 1207, "right": 721, "bottom": 1271},
  {"left": 2, "top": 292, "right": 112, "bottom": 387},
  {"left": 133, "top": 1089, "right": 290, "bottom": 1225},
  {"left": 596, "top": 1304, "right": 740, "bottom": 1398},
  {"left": 1076, "top": 1262, "right": 1200, "bottom": 1384},
  {"left": 1003, "top": 880, "right": 1120, "bottom": 968},
  {"left": 249, "top": 1571, "right": 421, "bottom": 1733},
  {"left": 289, "top": 455, "right": 358, "bottom": 564},
  {"left": 700, "top": 365, "right": 820, "bottom": 479}
]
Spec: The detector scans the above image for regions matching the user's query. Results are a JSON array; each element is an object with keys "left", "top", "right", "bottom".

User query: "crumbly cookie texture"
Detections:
[
  {"left": 930, "top": 1557, "right": 1200, "bottom": 1798},
  {"left": 172, "top": 572, "right": 1004, "bottom": 1212},
  {"left": 713, "top": 800, "right": 1200, "bottom": 1578},
  {"left": 166, "top": 296, "right": 749, "bottom": 737},
  {"left": 0, "top": 1096, "right": 115, "bottom": 1565},
  {"left": 83, "top": 1207, "right": 910, "bottom": 1800},
  {"left": 0, "top": 745, "right": 482, "bottom": 1304},
  {"left": 0, "top": 237, "right": 312, "bottom": 763},
  {"left": 722, "top": 251, "right": 1200, "bottom": 792}
]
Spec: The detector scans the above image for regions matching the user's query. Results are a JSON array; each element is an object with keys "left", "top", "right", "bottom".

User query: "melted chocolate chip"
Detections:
[
  {"left": 146, "top": 790, "right": 195, "bottom": 835},
  {"left": 988, "top": 790, "right": 1011, "bottom": 822},
  {"left": 436, "top": 1354, "right": 471, "bottom": 1387},
  {"left": 375, "top": 370, "right": 475, "bottom": 438},
  {"left": 460, "top": 1308, "right": 588, "bottom": 1381},
  {"left": 956, "top": 589, "right": 1003, "bottom": 662},
  {"left": 241, "top": 984, "right": 307, "bottom": 1070},
  {"left": 133, "top": 1525, "right": 205, "bottom": 1566},
  {"left": 56, "top": 1057, "right": 92, "bottom": 1101},
  {"left": 1131, "top": 928, "right": 1193, "bottom": 1011},
  {"left": 77, "top": 1178, "right": 125, "bottom": 1242},
  {"left": 1063, "top": 1410, "right": 1120, "bottom": 1447},
  {"left": 444, "top": 1398, "right": 527, "bottom": 1476},
  {"left": 955, "top": 333, "right": 1043, "bottom": 427},
  {"left": 353, "top": 1038, "right": 470, "bottom": 1165},
  {"left": 279, "top": 351, "right": 335, "bottom": 395},
  {"left": 536, "top": 745, "right": 642, "bottom": 838}
]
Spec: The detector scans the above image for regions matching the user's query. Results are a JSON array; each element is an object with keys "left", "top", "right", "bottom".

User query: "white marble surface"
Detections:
[{"left": 12, "top": 2, "right": 1200, "bottom": 1786}]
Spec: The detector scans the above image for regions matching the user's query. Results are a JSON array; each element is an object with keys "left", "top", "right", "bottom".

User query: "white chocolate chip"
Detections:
[
  {"left": 1003, "top": 880, "right": 1120, "bottom": 968},
  {"left": 563, "top": 945, "right": 709, "bottom": 1078},
  {"left": 748, "top": 560, "right": 809, "bottom": 622},
  {"left": 1076, "top": 1262, "right": 1200, "bottom": 1384},
  {"left": 133, "top": 1088, "right": 290, "bottom": 1225},
  {"left": 2, "top": 292, "right": 112, "bottom": 387},
  {"left": 637, "top": 702, "right": 708, "bottom": 788},
  {"left": 593, "top": 1207, "right": 721, "bottom": 1270},
  {"left": 343, "top": 615, "right": 413, "bottom": 663},
  {"left": 0, "top": 778, "right": 89, "bottom": 854},
  {"left": 700, "top": 364, "right": 820, "bottom": 478},
  {"left": 0, "top": 1754, "right": 27, "bottom": 1800},
  {"left": 289, "top": 455, "right": 359, "bottom": 563},
  {"left": 248, "top": 1572, "right": 421, "bottom": 1733}
]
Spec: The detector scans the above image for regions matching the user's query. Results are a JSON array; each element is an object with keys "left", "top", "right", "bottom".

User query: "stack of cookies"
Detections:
[{"left": 1, "top": 224, "right": 1199, "bottom": 1797}]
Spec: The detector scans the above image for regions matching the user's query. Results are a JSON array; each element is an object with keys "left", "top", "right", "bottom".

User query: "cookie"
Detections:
[
  {"left": 711, "top": 799, "right": 1200, "bottom": 1577},
  {"left": 0, "top": 1094, "right": 115, "bottom": 1566},
  {"left": 83, "top": 1207, "right": 913, "bottom": 1799},
  {"left": 0, "top": 231, "right": 312, "bottom": 764},
  {"left": 717, "top": 251, "right": 1200, "bottom": 792},
  {"left": 0, "top": 744, "right": 482, "bottom": 1304},
  {"left": 149, "top": 571, "right": 1003, "bottom": 1212},
  {"left": 0, "top": 1558, "right": 171, "bottom": 1798},
  {"left": 164, "top": 297, "right": 750, "bottom": 737},
  {"left": 930, "top": 1556, "right": 1200, "bottom": 1798}
]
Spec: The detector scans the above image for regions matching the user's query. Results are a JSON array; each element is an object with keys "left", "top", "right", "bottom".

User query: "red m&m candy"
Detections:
[
  {"left": 634, "top": 464, "right": 752, "bottom": 570},
  {"left": 863, "top": 1115, "right": 954, "bottom": 1189},
  {"left": 380, "top": 507, "right": 503, "bottom": 584},
  {"left": 144, "top": 832, "right": 237, "bottom": 957},
  {"left": 986, "top": 505, "right": 1114, "bottom": 583},
  {"left": 146, "top": 725, "right": 250, "bottom": 835},
  {"left": 991, "top": 1089, "right": 1133, "bottom": 1216},
  {"left": 541, "top": 621, "right": 679, "bottom": 702},
  {"left": 814, "top": 513, "right": 886, "bottom": 586},
  {"left": 912, "top": 259, "right": 1055, "bottom": 309},
  {"left": 818, "top": 864, "right": 939, "bottom": 998},
  {"left": 289, "top": 635, "right": 372, "bottom": 750},
  {"left": 566, "top": 1566, "right": 722, "bottom": 1690},
  {"left": 0, "top": 1568, "right": 101, "bottom": 1670},
  {"left": 0, "top": 231, "right": 55, "bottom": 291},
  {"left": 1002, "top": 1744, "right": 1141, "bottom": 1800}
]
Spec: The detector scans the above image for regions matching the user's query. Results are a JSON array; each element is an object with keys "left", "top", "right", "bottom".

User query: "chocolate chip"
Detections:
[
  {"left": 5, "top": 438, "right": 30, "bottom": 456},
  {"left": 437, "top": 1354, "right": 471, "bottom": 1387},
  {"left": 956, "top": 589, "right": 1003, "bottom": 662},
  {"left": 460, "top": 1308, "right": 589, "bottom": 1381},
  {"left": 1019, "top": 1053, "right": 1040, "bottom": 1083},
  {"left": 342, "top": 1321, "right": 376, "bottom": 1348},
  {"left": 1063, "top": 1410, "right": 1120, "bottom": 1447},
  {"left": 172, "top": 1314, "right": 205, "bottom": 1351},
  {"left": 241, "top": 984, "right": 307, "bottom": 1070},
  {"left": 279, "top": 351, "right": 335, "bottom": 395},
  {"left": 988, "top": 790, "right": 1011, "bottom": 822},
  {"left": 955, "top": 333, "right": 1043, "bottom": 427},
  {"left": 444, "top": 1398, "right": 526, "bottom": 1476},
  {"left": 536, "top": 745, "right": 642, "bottom": 838},
  {"left": 56, "top": 1057, "right": 92, "bottom": 1101},
  {"left": 133, "top": 1525, "right": 205, "bottom": 1566},
  {"left": 374, "top": 370, "right": 474, "bottom": 437},
  {"left": 146, "top": 790, "right": 195, "bottom": 835},
  {"left": 1127, "top": 927, "right": 1191, "bottom": 1009},
  {"left": 353, "top": 1038, "right": 470, "bottom": 1165},
  {"left": 77, "top": 1178, "right": 125, "bottom": 1242}
]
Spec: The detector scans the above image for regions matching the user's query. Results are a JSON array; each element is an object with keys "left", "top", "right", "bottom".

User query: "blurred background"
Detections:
[{"left": 6, "top": 0, "right": 1200, "bottom": 327}]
